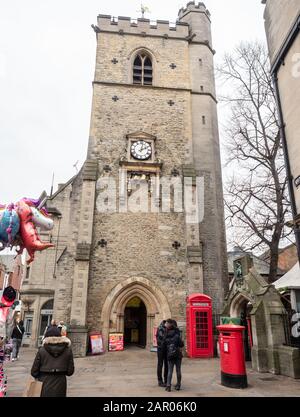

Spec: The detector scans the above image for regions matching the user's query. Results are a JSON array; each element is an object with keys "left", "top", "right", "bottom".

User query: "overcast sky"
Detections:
[{"left": 0, "top": 0, "right": 266, "bottom": 203}]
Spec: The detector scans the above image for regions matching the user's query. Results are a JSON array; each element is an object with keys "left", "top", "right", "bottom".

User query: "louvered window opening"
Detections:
[{"left": 133, "top": 54, "right": 153, "bottom": 86}]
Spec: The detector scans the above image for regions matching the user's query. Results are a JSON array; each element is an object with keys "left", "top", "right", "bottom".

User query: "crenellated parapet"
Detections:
[
  {"left": 96, "top": 15, "right": 189, "bottom": 38},
  {"left": 178, "top": 1, "right": 211, "bottom": 21}
]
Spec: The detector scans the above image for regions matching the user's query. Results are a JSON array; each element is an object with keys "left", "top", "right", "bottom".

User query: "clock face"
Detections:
[{"left": 130, "top": 140, "right": 152, "bottom": 160}]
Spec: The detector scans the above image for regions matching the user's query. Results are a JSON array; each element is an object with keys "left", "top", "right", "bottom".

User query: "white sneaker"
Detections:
[{"left": 11, "top": 358, "right": 15, "bottom": 362}]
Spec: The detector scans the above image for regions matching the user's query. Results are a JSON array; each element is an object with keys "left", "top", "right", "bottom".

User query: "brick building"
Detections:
[
  {"left": 0, "top": 254, "right": 23, "bottom": 291},
  {"left": 260, "top": 243, "right": 298, "bottom": 274},
  {"left": 23, "top": 2, "right": 228, "bottom": 355}
]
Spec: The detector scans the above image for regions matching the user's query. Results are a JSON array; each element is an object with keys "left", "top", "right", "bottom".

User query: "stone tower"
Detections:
[{"left": 49, "top": 1, "right": 228, "bottom": 356}]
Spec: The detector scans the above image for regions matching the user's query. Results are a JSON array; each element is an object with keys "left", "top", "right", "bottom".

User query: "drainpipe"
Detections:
[
  {"left": 272, "top": 73, "right": 300, "bottom": 265},
  {"left": 53, "top": 215, "right": 62, "bottom": 279}
]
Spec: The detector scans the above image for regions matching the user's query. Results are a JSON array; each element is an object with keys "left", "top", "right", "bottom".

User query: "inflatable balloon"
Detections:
[
  {"left": 0, "top": 198, "right": 54, "bottom": 264},
  {"left": 31, "top": 207, "right": 54, "bottom": 231},
  {"left": 16, "top": 200, "right": 54, "bottom": 263},
  {"left": 0, "top": 207, "right": 20, "bottom": 244}
]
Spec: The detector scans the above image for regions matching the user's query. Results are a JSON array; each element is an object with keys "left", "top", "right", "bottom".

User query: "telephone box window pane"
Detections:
[{"left": 195, "top": 311, "right": 209, "bottom": 349}]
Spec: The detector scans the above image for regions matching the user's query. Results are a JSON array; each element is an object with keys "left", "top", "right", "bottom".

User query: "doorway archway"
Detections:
[
  {"left": 100, "top": 277, "right": 171, "bottom": 349},
  {"left": 230, "top": 293, "right": 253, "bottom": 362},
  {"left": 124, "top": 296, "right": 147, "bottom": 348},
  {"left": 38, "top": 299, "right": 54, "bottom": 346}
]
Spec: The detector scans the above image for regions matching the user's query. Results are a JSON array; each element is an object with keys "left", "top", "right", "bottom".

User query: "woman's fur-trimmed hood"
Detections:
[{"left": 43, "top": 336, "right": 71, "bottom": 347}]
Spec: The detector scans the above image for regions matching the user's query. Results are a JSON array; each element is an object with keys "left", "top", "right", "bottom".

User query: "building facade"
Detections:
[
  {"left": 262, "top": 0, "right": 300, "bottom": 263},
  {"left": 0, "top": 254, "right": 23, "bottom": 291},
  {"left": 19, "top": 185, "right": 73, "bottom": 346},
  {"left": 22, "top": 2, "right": 228, "bottom": 355},
  {"left": 260, "top": 243, "right": 298, "bottom": 273}
]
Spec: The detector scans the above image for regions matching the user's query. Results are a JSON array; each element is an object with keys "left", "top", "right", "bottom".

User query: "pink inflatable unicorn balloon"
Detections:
[{"left": 0, "top": 198, "right": 54, "bottom": 264}]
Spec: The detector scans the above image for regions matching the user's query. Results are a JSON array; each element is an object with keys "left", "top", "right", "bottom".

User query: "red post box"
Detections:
[
  {"left": 217, "top": 324, "right": 248, "bottom": 389},
  {"left": 186, "top": 294, "right": 213, "bottom": 358}
]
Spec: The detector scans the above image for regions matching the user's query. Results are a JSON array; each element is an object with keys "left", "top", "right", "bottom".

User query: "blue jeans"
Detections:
[
  {"left": 167, "top": 357, "right": 182, "bottom": 387},
  {"left": 157, "top": 348, "right": 168, "bottom": 383}
]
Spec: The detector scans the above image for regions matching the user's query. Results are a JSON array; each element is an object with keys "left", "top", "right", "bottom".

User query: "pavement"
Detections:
[{"left": 4, "top": 346, "right": 300, "bottom": 397}]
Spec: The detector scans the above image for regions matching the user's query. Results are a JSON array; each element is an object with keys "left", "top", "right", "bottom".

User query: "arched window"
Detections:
[
  {"left": 133, "top": 53, "right": 153, "bottom": 86},
  {"left": 41, "top": 299, "right": 54, "bottom": 311}
]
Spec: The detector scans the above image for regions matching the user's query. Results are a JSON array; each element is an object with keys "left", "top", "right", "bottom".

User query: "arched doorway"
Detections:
[
  {"left": 230, "top": 295, "right": 253, "bottom": 362},
  {"left": 124, "top": 297, "right": 147, "bottom": 348},
  {"left": 100, "top": 277, "right": 171, "bottom": 349},
  {"left": 38, "top": 299, "right": 54, "bottom": 345}
]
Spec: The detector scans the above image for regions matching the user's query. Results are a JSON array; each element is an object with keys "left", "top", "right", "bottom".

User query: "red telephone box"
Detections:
[{"left": 186, "top": 293, "right": 213, "bottom": 358}]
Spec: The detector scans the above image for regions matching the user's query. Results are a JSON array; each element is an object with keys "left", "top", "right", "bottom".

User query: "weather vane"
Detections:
[{"left": 138, "top": 3, "right": 150, "bottom": 19}]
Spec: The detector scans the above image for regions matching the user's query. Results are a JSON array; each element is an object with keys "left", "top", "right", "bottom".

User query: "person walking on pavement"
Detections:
[
  {"left": 156, "top": 320, "right": 168, "bottom": 387},
  {"left": 11, "top": 319, "right": 24, "bottom": 361},
  {"left": 57, "top": 321, "right": 67, "bottom": 337},
  {"left": 165, "top": 319, "right": 184, "bottom": 392},
  {"left": 31, "top": 326, "right": 74, "bottom": 397},
  {"left": 42, "top": 319, "right": 57, "bottom": 342}
]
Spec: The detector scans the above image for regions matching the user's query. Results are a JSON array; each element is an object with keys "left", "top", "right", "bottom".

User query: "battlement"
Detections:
[
  {"left": 96, "top": 15, "right": 189, "bottom": 38},
  {"left": 178, "top": 1, "right": 211, "bottom": 20}
]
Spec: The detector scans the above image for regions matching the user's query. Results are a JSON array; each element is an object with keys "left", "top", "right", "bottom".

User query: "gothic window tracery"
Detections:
[{"left": 133, "top": 53, "right": 153, "bottom": 85}]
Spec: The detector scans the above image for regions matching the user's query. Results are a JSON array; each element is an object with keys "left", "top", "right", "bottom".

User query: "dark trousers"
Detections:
[
  {"left": 157, "top": 349, "right": 168, "bottom": 383},
  {"left": 12, "top": 339, "right": 22, "bottom": 359},
  {"left": 167, "top": 357, "right": 182, "bottom": 387}
]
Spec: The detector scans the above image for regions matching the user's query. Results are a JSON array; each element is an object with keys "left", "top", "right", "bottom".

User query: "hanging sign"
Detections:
[
  {"left": 192, "top": 302, "right": 209, "bottom": 307},
  {"left": 109, "top": 333, "right": 124, "bottom": 351},
  {"left": 90, "top": 333, "right": 104, "bottom": 355},
  {"left": 40, "top": 309, "right": 53, "bottom": 315}
]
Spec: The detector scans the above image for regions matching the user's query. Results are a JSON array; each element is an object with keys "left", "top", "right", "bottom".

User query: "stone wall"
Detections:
[
  {"left": 277, "top": 36, "right": 300, "bottom": 213},
  {"left": 94, "top": 32, "right": 190, "bottom": 89},
  {"left": 53, "top": 174, "right": 83, "bottom": 322},
  {"left": 263, "top": 0, "right": 300, "bottom": 216},
  {"left": 263, "top": 0, "right": 300, "bottom": 65}
]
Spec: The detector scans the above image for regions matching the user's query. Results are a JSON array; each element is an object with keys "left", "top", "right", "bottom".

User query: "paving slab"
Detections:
[{"left": 3, "top": 346, "right": 300, "bottom": 397}]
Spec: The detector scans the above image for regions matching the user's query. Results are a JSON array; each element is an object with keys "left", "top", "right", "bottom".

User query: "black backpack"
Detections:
[{"left": 167, "top": 342, "right": 179, "bottom": 360}]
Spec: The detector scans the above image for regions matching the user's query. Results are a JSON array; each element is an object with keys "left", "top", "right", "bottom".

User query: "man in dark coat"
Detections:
[
  {"left": 165, "top": 319, "right": 184, "bottom": 392},
  {"left": 31, "top": 326, "right": 74, "bottom": 397},
  {"left": 156, "top": 320, "right": 168, "bottom": 387},
  {"left": 11, "top": 320, "right": 25, "bottom": 361}
]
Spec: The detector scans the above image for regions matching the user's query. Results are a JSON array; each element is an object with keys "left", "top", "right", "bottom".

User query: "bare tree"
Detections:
[{"left": 218, "top": 42, "right": 292, "bottom": 283}]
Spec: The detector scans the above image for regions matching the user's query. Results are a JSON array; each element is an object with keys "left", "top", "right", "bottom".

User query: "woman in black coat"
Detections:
[
  {"left": 31, "top": 326, "right": 74, "bottom": 397},
  {"left": 165, "top": 320, "right": 184, "bottom": 392}
]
